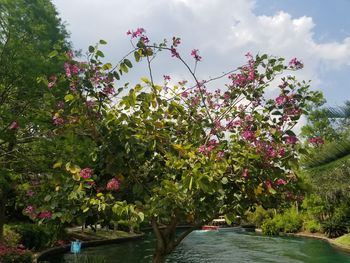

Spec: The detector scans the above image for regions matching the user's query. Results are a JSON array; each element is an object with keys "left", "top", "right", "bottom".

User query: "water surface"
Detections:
[{"left": 47, "top": 228, "right": 350, "bottom": 262}]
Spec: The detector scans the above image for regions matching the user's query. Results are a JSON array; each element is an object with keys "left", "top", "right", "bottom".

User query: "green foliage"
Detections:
[
  {"left": 69, "top": 255, "right": 107, "bottom": 263},
  {"left": 303, "top": 218, "right": 321, "bottom": 233},
  {"left": 335, "top": 233, "right": 350, "bottom": 246},
  {"left": 244, "top": 206, "right": 274, "bottom": 228},
  {"left": 3, "top": 225, "right": 21, "bottom": 247},
  {"left": 261, "top": 218, "right": 280, "bottom": 235},
  {"left": 261, "top": 208, "right": 303, "bottom": 235},
  {"left": 322, "top": 219, "right": 347, "bottom": 238},
  {"left": 11, "top": 223, "right": 66, "bottom": 250}
]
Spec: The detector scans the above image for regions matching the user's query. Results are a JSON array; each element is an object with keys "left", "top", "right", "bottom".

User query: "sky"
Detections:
[{"left": 51, "top": 0, "right": 350, "bottom": 107}]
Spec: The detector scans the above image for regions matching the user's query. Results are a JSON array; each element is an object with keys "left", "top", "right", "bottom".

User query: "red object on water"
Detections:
[{"left": 201, "top": 225, "right": 219, "bottom": 231}]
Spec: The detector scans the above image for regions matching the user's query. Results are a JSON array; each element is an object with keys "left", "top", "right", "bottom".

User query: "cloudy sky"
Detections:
[{"left": 52, "top": 0, "right": 350, "bottom": 106}]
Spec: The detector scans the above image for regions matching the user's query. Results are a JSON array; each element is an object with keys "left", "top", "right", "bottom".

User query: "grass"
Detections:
[{"left": 334, "top": 234, "right": 350, "bottom": 246}]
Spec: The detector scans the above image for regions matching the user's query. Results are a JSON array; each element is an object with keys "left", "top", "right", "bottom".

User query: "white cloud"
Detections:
[{"left": 52, "top": 0, "right": 350, "bottom": 98}]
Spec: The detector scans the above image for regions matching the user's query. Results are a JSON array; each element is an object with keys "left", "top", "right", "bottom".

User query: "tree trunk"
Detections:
[{"left": 153, "top": 248, "right": 167, "bottom": 263}]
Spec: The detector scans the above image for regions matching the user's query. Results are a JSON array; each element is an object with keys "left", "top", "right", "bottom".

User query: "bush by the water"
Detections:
[
  {"left": 322, "top": 219, "right": 347, "bottom": 238},
  {"left": 261, "top": 208, "right": 303, "bottom": 235},
  {"left": 11, "top": 223, "right": 66, "bottom": 250},
  {"left": 245, "top": 206, "right": 274, "bottom": 228},
  {"left": 303, "top": 218, "right": 321, "bottom": 233},
  {"left": 0, "top": 245, "right": 32, "bottom": 263}
]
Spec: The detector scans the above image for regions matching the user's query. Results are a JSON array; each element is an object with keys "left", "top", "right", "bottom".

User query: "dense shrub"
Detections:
[
  {"left": 261, "top": 218, "right": 280, "bottom": 235},
  {"left": 322, "top": 219, "right": 347, "bottom": 238},
  {"left": 3, "top": 225, "right": 21, "bottom": 247},
  {"left": 303, "top": 219, "right": 321, "bottom": 233},
  {"left": 261, "top": 207, "right": 303, "bottom": 235},
  {"left": 245, "top": 206, "right": 274, "bottom": 228},
  {"left": 0, "top": 245, "right": 32, "bottom": 263},
  {"left": 11, "top": 223, "right": 67, "bottom": 250}
]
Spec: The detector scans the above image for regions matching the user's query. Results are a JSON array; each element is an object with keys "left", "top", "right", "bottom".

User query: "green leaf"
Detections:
[
  {"left": 134, "top": 51, "right": 141, "bottom": 62},
  {"left": 221, "top": 177, "right": 228, "bottom": 184},
  {"left": 44, "top": 195, "right": 51, "bottom": 202},
  {"left": 96, "top": 50, "right": 105, "bottom": 57},
  {"left": 102, "top": 63, "right": 112, "bottom": 70},
  {"left": 53, "top": 161, "right": 62, "bottom": 169},
  {"left": 82, "top": 207, "right": 90, "bottom": 213},
  {"left": 124, "top": 59, "right": 133, "bottom": 68},
  {"left": 88, "top": 45, "right": 95, "bottom": 53},
  {"left": 120, "top": 63, "right": 129, "bottom": 73},
  {"left": 48, "top": 50, "right": 58, "bottom": 58},
  {"left": 99, "top": 39, "right": 107, "bottom": 45},
  {"left": 64, "top": 94, "right": 74, "bottom": 102}
]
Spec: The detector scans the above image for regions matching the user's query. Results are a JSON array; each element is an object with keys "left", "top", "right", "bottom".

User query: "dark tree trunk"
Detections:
[{"left": 151, "top": 216, "right": 198, "bottom": 263}]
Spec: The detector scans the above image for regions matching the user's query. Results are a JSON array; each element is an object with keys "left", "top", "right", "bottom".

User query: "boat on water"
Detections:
[{"left": 201, "top": 216, "right": 227, "bottom": 231}]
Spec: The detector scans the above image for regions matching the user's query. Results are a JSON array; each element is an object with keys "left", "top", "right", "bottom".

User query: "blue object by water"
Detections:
[{"left": 70, "top": 240, "right": 81, "bottom": 254}]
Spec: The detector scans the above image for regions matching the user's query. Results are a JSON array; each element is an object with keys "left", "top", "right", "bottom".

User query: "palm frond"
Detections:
[
  {"left": 327, "top": 100, "right": 350, "bottom": 119},
  {"left": 303, "top": 137, "right": 350, "bottom": 169}
]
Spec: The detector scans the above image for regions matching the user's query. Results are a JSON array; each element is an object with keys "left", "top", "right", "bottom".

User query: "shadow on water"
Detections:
[{"left": 44, "top": 228, "right": 350, "bottom": 263}]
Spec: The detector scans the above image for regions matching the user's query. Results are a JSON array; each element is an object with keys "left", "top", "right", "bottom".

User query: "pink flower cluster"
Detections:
[
  {"left": 80, "top": 168, "right": 93, "bottom": 179},
  {"left": 52, "top": 115, "right": 64, "bottom": 126},
  {"left": 285, "top": 135, "right": 297, "bottom": 145},
  {"left": 191, "top": 49, "right": 202, "bottom": 61},
  {"left": 37, "top": 211, "right": 52, "bottom": 219},
  {"left": 106, "top": 178, "right": 120, "bottom": 191},
  {"left": 308, "top": 136, "right": 324, "bottom": 145},
  {"left": 229, "top": 53, "right": 256, "bottom": 87},
  {"left": 8, "top": 121, "right": 19, "bottom": 130},
  {"left": 24, "top": 206, "right": 52, "bottom": 219},
  {"left": 64, "top": 63, "right": 80, "bottom": 78},
  {"left": 126, "top": 27, "right": 146, "bottom": 38},
  {"left": 198, "top": 139, "right": 218, "bottom": 155},
  {"left": 289, "top": 58, "right": 303, "bottom": 69}
]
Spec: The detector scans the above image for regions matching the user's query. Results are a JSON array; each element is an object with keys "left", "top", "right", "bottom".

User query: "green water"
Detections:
[{"left": 48, "top": 228, "right": 350, "bottom": 262}]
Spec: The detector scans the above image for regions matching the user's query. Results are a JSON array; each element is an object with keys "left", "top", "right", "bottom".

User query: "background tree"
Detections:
[{"left": 0, "top": 0, "right": 69, "bottom": 241}]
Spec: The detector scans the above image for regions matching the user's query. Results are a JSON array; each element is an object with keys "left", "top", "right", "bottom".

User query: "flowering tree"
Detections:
[{"left": 25, "top": 29, "right": 321, "bottom": 262}]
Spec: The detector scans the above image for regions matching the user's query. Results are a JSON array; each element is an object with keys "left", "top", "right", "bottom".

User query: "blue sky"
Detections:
[{"left": 52, "top": 0, "right": 350, "bottom": 107}]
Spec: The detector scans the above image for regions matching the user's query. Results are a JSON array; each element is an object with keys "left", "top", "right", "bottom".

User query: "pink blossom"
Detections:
[
  {"left": 242, "top": 168, "right": 249, "bottom": 178},
  {"left": 289, "top": 58, "right": 303, "bottom": 69},
  {"left": 242, "top": 130, "right": 255, "bottom": 141},
  {"left": 191, "top": 49, "right": 202, "bottom": 61},
  {"left": 198, "top": 145, "right": 206, "bottom": 153},
  {"left": 191, "top": 96, "right": 200, "bottom": 106},
  {"left": 127, "top": 27, "right": 146, "bottom": 38},
  {"left": 106, "top": 178, "right": 120, "bottom": 191},
  {"left": 264, "top": 180, "right": 272, "bottom": 189},
  {"left": 24, "top": 205, "right": 34, "bottom": 214},
  {"left": 216, "top": 151, "right": 225, "bottom": 160},
  {"left": 275, "top": 95, "right": 287, "bottom": 106},
  {"left": 181, "top": 91, "right": 189, "bottom": 98},
  {"left": 64, "top": 63, "right": 71, "bottom": 78},
  {"left": 275, "top": 178, "right": 287, "bottom": 186},
  {"left": 279, "top": 148, "right": 286, "bottom": 156},
  {"left": 308, "top": 136, "right": 324, "bottom": 145},
  {"left": 37, "top": 211, "right": 52, "bottom": 219},
  {"left": 170, "top": 47, "right": 179, "bottom": 58},
  {"left": 26, "top": 190, "right": 34, "bottom": 197},
  {"left": 52, "top": 115, "right": 64, "bottom": 126},
  {"left": 285, "top": 135, "right": 297, "bottom": 145},
  {"left": 70, "top": 64, "right": 80, "bottom": 75},
  {"left": 56, "top": 240, "right": 66, "bottom": 246},
  {"left": 163, "top": 75, "right": 171, "bottom": 81},
  {"left": 103, "top": 86, "right": 115, "bottom": 95},
  {"left": 80, "top": 168, "right": 93, "bottom": 179},
  {"left": 56, "top": 101, "right": 65, "bottom": 109},
  {"left": 9, "top": 121, "right": 19, "bottom": 130}
]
